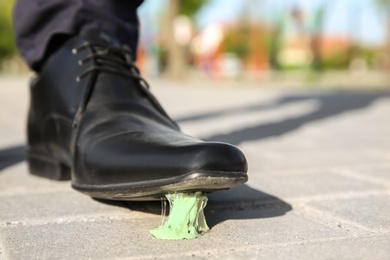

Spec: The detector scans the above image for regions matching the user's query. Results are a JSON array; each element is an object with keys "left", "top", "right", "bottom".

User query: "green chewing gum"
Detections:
[{"left": 150, "top": 192, "right": 210, "bottom": 240}]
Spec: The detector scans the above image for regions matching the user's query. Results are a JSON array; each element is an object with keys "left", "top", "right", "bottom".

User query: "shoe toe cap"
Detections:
[{"left": 191, "top": 141, "right": 248, "bottom": 174}]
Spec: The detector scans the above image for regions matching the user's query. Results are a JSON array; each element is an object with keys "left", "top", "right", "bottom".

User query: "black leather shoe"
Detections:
[{"left": 27, "top": 30, "right": 248, "bottom": 200}]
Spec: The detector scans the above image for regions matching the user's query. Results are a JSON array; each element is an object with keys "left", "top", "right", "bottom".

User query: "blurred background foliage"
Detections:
[
  {"left": 137, "top": 0, "right": 390, "bottom": 84},
  {"left": 0, "top": 0, "right": 16, "bottom": 61},
  {"left": 178, "top": 0, "right": 207, "bottom": 19},
  {"left": 1, "top": 0, "right": 390, "bottom": 86}
]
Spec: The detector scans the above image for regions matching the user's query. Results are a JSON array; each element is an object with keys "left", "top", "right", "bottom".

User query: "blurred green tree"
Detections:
[
  {"left": 179, "top": 0, "right": 207, "bottom": 19},
  {"left": 0, "top": 0, "right": 16, "bottom": 62}
]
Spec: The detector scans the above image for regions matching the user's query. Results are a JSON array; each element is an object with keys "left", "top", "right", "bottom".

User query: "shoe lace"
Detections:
[
  {"left": 71, "top": 41, "right": 151, "bottom": 128},
  {"left": 72, "top": 42, "right": 149, "bottom": 86}
]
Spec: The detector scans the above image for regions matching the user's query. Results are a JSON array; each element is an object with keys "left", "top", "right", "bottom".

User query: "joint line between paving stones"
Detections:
[
  {"left": 286, "top": 190, "right": 388, "bottom": 204},
  {"left": 0, "top": 187, "right": 73, "bottom": 197},
  {"left": 294, "top": 203, "right": 382, "bottom": 234},
  {"left": 334, "top": 168, "right": 390, "bottom": 189},
  {"left": 0, "top": 212, "right": 156, "bottom": 228}
]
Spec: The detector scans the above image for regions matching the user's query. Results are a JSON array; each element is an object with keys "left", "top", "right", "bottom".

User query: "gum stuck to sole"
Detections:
[{"left": 150, "top": 192, "right": 210, "bottom": 240}]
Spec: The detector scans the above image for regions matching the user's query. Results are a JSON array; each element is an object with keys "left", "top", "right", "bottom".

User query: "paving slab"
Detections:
[
  {"left": 308, "top": 194, "right": 390, "bottom": 232},
  {"left": 0, "top": 189, "right": 136, "bottom": 225},
  {"left": 248, "top": 171, "right": 386, "bottom": 199},
  {"left": 0, "top": 163, "right": 70, "bottom": 196},
  {"left": 337, "top": 166, "right": 390, "bottom": 186},
  {"left": 174, "top": 235, "right": 390, "bottom": 260}
]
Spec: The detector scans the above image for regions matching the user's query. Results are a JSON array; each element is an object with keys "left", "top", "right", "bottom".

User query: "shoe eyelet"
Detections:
[
  {"left": 75, "top": 77, "right": 81, "bottom": 82},
  {"left": 78, "top": 60, "right": 83, "bottom": 66},
  {"left": 72, "top": 48, "right": 78, "bottom": 55}
]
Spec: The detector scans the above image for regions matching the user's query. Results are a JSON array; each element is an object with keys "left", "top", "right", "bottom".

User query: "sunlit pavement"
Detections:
[{"left": 1, "top": 75, "right": 390, "bottom": 259}]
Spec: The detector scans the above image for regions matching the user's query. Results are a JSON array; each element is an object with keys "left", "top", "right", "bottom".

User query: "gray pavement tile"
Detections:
[
  {"left": 179, "top": 98, "right": 320, "bottom": 139},
  {"left": 198, "top": 94, "right": 390, "bottom": 148},
  {"left": 0, "top": 244, "right": 5, "bottom": 260},
  {"left": 0, "top": 163, "right": 70, "bottom": 196},
  {"left": 0, "top": 78, "right": 28, "bottom": 148},
  {"left": 0, "top": 190, "right": 138, "bottom": 224},
  {"left": 343, "top": 166, "right": 390, "bottom": 185},
  {"left": 1, "top": 210, "right": 348, "bottom": 260},
  {"left": 308, "top": 194, "right": 390, "bottom": 232},
  {"left": 243, "top": 149, "right": 388, "bottom": 174},
  {"left": 206, "top": 211, "right": 351, "bottom": 247},
  {"left": 168, "top": 235, "right": 390, "bottom": 260},
  {"left": 245, "top": 171, "right": 385, "bottom": 200}
]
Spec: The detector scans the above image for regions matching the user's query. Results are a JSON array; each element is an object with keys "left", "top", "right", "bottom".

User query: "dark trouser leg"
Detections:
[{"left": 13, "top": 0, "right": 143, "bottom": 71}]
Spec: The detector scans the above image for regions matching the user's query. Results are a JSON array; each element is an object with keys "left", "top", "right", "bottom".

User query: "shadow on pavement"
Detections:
[
  {"left": 177, "top": 92, "right": 390, "bottom": 146},
  {"left": 0, "top": 145, "right": 26, "bottom": 172},
  {"left": 97, "top": 185, "right": 292, "bottom": 229},
  {"left": 94, "top": 198, "right": 163, "bottom": 215},
  {"left": 206, "top": 185, "right": 292, "bottom": 228}
]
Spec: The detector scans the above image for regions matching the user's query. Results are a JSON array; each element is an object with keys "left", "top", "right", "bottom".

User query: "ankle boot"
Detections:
[{"left": 27, "top": 30, "right": 248, "bottom": 200}]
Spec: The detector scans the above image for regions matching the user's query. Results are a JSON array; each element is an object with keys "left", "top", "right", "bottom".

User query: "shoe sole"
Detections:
[
  {"left": 28, "top": 151, "right": 248, "bottom": 201},
  {"left": 72, "top": 172, "right": 248, "bottom": 201}
]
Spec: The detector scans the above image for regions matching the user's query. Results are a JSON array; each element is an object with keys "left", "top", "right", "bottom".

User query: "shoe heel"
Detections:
[{"left": 28, "top": 153, "right": 71, "bottom": 181}]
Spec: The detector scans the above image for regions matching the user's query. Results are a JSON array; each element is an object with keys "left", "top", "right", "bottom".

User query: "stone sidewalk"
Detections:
[{"left": 0, "top": 76, "right": 389, "bottom": 259}]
